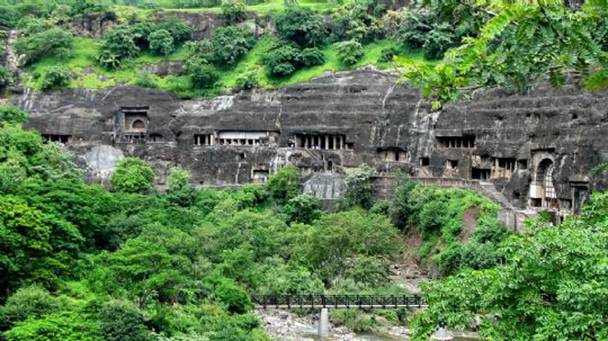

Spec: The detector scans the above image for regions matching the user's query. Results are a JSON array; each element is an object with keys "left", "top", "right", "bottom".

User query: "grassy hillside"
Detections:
[{"left": 23, "top": 35, "right": 434, "bottom": 97}]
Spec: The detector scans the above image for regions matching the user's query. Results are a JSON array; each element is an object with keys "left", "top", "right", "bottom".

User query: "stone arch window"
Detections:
[
  {"left": 536, "top": 158, "right": 557, "bottom": 208},
  {"left": 132, "top": 119, "right": 146, "bottom": 130}
]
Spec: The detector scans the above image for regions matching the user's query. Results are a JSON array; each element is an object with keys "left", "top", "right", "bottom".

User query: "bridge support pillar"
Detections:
[{"left": 318, "top": 308, "right": 329, "bottom": 338}]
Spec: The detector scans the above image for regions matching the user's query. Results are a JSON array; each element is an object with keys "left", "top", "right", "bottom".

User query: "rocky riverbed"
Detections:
[{"left": 256, "top": 309, "right": 410, "bottom": 341}]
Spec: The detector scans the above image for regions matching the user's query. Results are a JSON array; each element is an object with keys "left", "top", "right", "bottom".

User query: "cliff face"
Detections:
[{"left": 12, "top": 70, "right": 608, "bottom": 216}]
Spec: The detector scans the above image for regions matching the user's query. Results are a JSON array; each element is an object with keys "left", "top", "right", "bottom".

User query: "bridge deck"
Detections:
[{"left": 252, "top": 294, "right": 427, "bottom": 310}]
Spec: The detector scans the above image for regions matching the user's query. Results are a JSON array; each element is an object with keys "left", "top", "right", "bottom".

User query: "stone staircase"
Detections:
[{"left": 479, "top": 181, "right": 517, "bottom": 210}]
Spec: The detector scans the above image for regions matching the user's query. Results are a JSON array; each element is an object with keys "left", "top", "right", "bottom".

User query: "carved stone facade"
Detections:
[{"left": 12, "top": 70, "right": 608, "bottom": 219}]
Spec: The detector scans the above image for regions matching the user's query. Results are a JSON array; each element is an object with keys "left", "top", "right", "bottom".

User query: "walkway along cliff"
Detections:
[{"left": 12, "top": 70, "right": 608, "bottom": 227}]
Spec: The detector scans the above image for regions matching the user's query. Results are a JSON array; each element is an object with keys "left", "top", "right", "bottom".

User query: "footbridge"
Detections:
[
  {"left": 253, "top": 294, "right": 434, "bottom": 339},
  {"left": 252, "top": 294, "right": 427, "bottom": 310}
]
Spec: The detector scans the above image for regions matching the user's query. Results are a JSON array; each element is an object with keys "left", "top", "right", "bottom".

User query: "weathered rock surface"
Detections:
[{"left": 11, "top": 70, "right": 608, "bottom": 220}]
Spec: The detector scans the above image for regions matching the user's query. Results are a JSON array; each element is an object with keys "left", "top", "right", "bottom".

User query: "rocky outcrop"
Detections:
[
  {"left": 11, "top": 70, "right": 608, "bottom": 218},
  {"left": 71, "top": 14, "right": 116, "bottom": 38}
]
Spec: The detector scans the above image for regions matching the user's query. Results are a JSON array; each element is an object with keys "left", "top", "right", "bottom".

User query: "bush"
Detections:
[
  {"left": 282, "top": 194, "right": 321, "bottom": 224},
  {"left": 212, "top": 277, "right": 253, "bottom": 314},
  {"left": 100, "top": 300, "right": 151, "bottom": 341},
  {"left": 274, "top": 7, "right": 327, "bottom": 47},
  {"left": 188, "top": 62, "right": 220, "bottom": 89},
  {"left": 378, "top": 45, "right": 400, "bottom": 63},
  {"left": 266, "top": 164, "right": 300, "bottom": 203},
  {"left": 4, "top": 312, "right": 102, "bottom": 341},
  {"left": 339, "top": 164, "right": 375, "bottom": 209},
  {"left": 166, "top": 166, "right": 196, "bottom": 206},
  {"left": 149, "top": 29, "right": 175, "bottom": 55},
  {"left": 305, "top": 210, "right": 400, "bottom": 282},
  {"left": 0, "top": 66, "right": 9, "bottom": 89},
  {"left": 299, "top": 47, "right": 325, "bottom": 66},
  {"left": 235, "top": 71, "right": 259, "bottom": 90},
  {"left": 210, "top": 26, "right": 254, "bottom": 66},
  {"left": 111, "top": 158, "right": 155, "bottom": 193},
  {"left": 133, "top": 70, "right": 158, "bottom": 88},
  {"left": 15, "top": 28, "right": 73, "bottom": 65},
  {"left": 262, "top": 44, "right": 301, "bottom": 77},
  {"left": 0, "top": 104, "right": 28, "bottom": 124},
  {"left": 336, "top": 40, "right": 364, "bottom": 65},
  {"left": 221, "top": 0, "right": 247, "bottom": 23},
  {"left": 0, "top": 5, "right": 18, "bottom": 28},
  {"left": 40, "top": 66, "right": 71, "bottom": 90},
  {"left": 0, "top": 286, "right": 61, "bottom": 330},
  {"left": 99, "top": 27, "right": 140, "bottom": 62},
  {"left": 155, "top": 16, "right": 193, "bottom": 43}
]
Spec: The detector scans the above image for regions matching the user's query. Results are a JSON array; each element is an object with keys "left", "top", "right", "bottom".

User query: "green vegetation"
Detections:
[
  {"left": 8, "top": 0, "right": 438, "bottom": 96},
  {"left": 0, "top": 108, "right": 415, "bottom": 339},
  {"left": 411, "top": 193, "right": 608, "bottom": 340}
]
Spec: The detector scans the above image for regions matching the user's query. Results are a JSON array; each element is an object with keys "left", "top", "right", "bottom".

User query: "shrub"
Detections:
[
  {"left": 188, "top": 61, "right": 220, "bottom": 89},
  {"left": 0, "top": 5, "right": 18, "bottom": 28},
  {"left": 99, "top": 26, "right": 140, "bottom": 62},
  {"left": 0, "top": 65, "right": 8, "bottom": 89},
  {"left": 15, "top": 28, "right": 73, "bottom": 65},
  {"left": 274, "top": 6, "right": 327, "bottom": 47},
  {"left": 40, "top": 66, "right": 72, "bottom": 90},
  {"left": 266, "top": 164, "right": 300, "bottom": 203},
  {"left": 0, "top": 286, "right": 61, "bottom": 330},
  {"left": 262, "top": 44, "right": 301, "bottom": 77},
  {"left": 339, "top": 164, "right": 375, "bottom": 209},
  {"left": 299, "top": 47, "right": 325, "bottom": 66},
  {"left": 378, "top": 45, "right": 400, "bottom": 63},
  {"left": 111, "top": 158, "right": 155, "bottom": 193},
  {"left": 210, "top": 26, "right": 254, "bottom": 66},
  {"left": 211, "top": 277, "right": 253, "bottom": 314},
  {"left": 4, "top": 312, "right": 102, "bottom": 341},
  {"left": 282, "top": 194, "right": 321, "bottom": 224},
  {"left": 99, "top": 300, "right": 151, "bottom": 341},
  {"left": 133, "top": 70, "right": 158, "bottom": 88},
  {"left": 235, "top": 71, "right": 259, "bottom": 90},
  {"left": 149, "top": 29, "right": 175, "bottom": 55},
  {"left": 335, "top": 40, "right": 364, "bottom": 65},
  {"left": 0, "top": 104, "right": 28, "bottom": 124},
  {"left": 221, "top": 0, "right": 247, "bottom": 23},
  {"left": 166, "top": 166, "right": 196, "bottom": 206},
  {"left": 155, "top": 16, "right": 193, "bottom": 43}
]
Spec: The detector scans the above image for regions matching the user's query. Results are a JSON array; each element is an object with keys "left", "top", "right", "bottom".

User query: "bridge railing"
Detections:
[{"left": 251, "top": 294, "right": 426, "bottom": 309}]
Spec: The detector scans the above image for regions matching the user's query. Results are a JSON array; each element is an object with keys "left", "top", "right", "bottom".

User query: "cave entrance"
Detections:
[{"left": 531, "top": 158, "right": 558, "bottom": 209}]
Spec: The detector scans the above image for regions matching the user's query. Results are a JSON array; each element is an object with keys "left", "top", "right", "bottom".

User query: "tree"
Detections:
[
  {"left": 221, "top": 0, "right": 247, "bottom": 23},
  {"left": 266, "top": 164, "right": 300, "bottom": 203},
  {"left": 155, "top": 16, "right": 193, "bottom": 43},
  {"left": 210, "top": 26, "right": 254, "bottom": 66},
  {"left": 305, "top": 210, "right": 400, "bottom": 283},
  {"left": 262, "top": 44, "right": 301, "bottom": 77},
  {"left": 40, "top": 65, "right": 71, "bottom": 90},
  {"left": 404, "top": 1, "right": 608, "bottom": 103},
  {"left": 299, "top": 47, "right": 325, "bottom": 66},
  {"left": 410, "top": 192, "right": 608, "bottom": 340},
  {"left": 188, "top": 61, "right": 220, "bottom": 89},
  {"left": 0, "top": 286, "right": 61, "bottom": 330},
  {"left": 274, "top": 7, "right": 327, "bottom": 47},
  {"left": 149, "top": 29, "right": 175, "bottom": 55},
  {"left": 281, "top": 194, "right": 321, "bottom": 224},
  {"left": 0, "top": 196, "right": 83, "bottom": 297},
  {"left": 98, "top": 26, "right": 140, "bottom": 62},
  {"left": 111, "top": 158, "right": 155, "bottom": 193},
  {"left": 0, "top": 104, "right": 28, "bottom": 124},
  {"left": 339, "top": 164, "right": 375, "bottom": 209},
  {"left": 335, "top": 40, "right": 364, "bottom": 65},
  {"left": 4, "top": 312, "right": 102, "bottom": 341},
  {"left": 14, "top": 28, "right": 73, "bottom": 65},
  {"left": 99, "top": 300, "right": 151, "bottom": 341},
  {"left": 166, "top": 166, "right": 195, "bottom": 206},
  {"left": 0, "top": 65, "right": 11, "bottom": 89}
]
